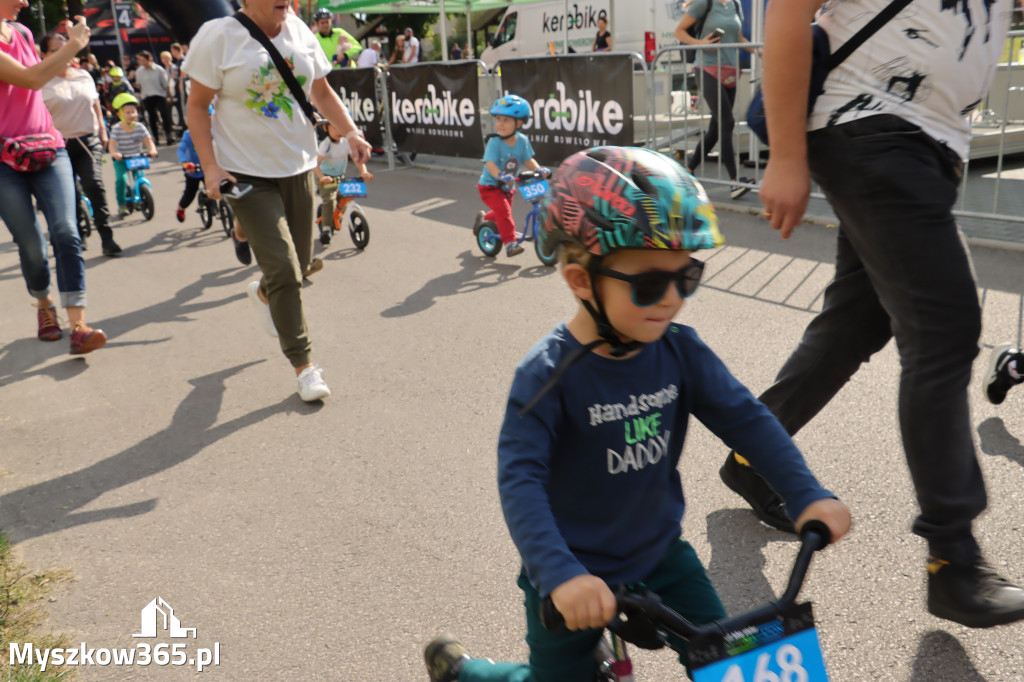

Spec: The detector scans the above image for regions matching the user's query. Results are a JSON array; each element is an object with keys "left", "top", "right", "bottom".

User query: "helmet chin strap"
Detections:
[{"left": 498, "top": 130, "right": 517, "bottom": 140}]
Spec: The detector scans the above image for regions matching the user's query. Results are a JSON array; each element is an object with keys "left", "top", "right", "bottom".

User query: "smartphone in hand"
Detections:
[
  {"left": 712, "top": 28, "right": 726, "bottom": 40},
  {"left": 219, "top": 180, "right": 253, "bottom": 199}
]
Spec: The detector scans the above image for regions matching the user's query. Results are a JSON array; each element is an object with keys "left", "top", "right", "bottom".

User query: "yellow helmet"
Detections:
[{"left": 112, "top": 92, "right": 139, "bottom": 111}]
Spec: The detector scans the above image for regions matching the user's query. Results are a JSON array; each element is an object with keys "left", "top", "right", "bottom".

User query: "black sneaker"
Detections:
[
  {"left": 720, "top": 451, "right": 796, "bottom": 533},
  {"left": 927, "top": 557, "right": 1024, "bottom": 628},
  {"left": 730, "top": 177, "right": 754, "bottom": 200},
  {"left": 424, "top": 635, "right": 470, "bottom": 682},
  {"left": 984, "top": 343, "right": 1021, "bottom": 405},
  {"left": 472, "top": 210, "right": 485, "bottom": 235},
  {"left": 101, "top": 239, "right": 122, "bottom": 257},
  {"left": 231, "top": 232, "right": 252, "bottom": 266}
]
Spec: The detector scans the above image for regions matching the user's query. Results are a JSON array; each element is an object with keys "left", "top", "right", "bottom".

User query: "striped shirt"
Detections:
[{"left": 110, "top": 121, "right": 151, "bottom": 157}]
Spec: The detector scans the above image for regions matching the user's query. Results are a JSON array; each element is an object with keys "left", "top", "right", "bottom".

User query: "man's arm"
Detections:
[{"left": 758, "top": 0, "right": 825, "bottom": 239}]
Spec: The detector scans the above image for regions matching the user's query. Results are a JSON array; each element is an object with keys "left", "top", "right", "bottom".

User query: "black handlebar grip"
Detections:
[
  {"left": 799, "top": 519, "right": 833, "bottom": 548},
  {"left": 539, "top": 596, "right": 565, "bottom": 632}
]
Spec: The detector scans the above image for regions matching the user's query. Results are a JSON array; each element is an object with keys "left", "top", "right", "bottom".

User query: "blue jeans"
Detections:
[
  {"left": 0, "top": 149, "right": 86, "bottom": 308},
  {"left": 757, "top": 114, "right": 984, "bottom": 561}
]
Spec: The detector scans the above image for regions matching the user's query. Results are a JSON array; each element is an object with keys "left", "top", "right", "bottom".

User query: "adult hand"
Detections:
[
  {"left": 67, "top": 16, "right": 90, "bottom": 52},
  {"left": 794, "top": 498, "right": 852, "bottom": 545},
  {"left": 550, "top": 574, "right": 617, "bottom": 631},
  {"left": 205, "top": 165, "right": 236, "bottom": 200},
  {"left": 111, "top": 152, "right": 122, "bottom": 160},
  {"left": 348, "top": 135, "right": 371, "bottom": 165},
  {"left": 318, "top": 175, "right": 334, "bottom": 185},
  {"left": 360, "top": 170, "right": 374, "bottom": 182},
  {"left": 759, "top": 155, "right": 811, "bottom": 239},
  {"left": 703, "top": 34, "right": 722, "bottom": 44}
]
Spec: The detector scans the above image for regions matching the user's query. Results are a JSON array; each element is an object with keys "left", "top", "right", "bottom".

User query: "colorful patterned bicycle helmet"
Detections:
[
  {"left": 540, "top": 146, "right": 722, "bottom": 257},
  {"left": 489, "top": 94, "right": 531, "bottom": 121},
  {"left": 111, "top": 93, "right": 140, "bottom": 111}
]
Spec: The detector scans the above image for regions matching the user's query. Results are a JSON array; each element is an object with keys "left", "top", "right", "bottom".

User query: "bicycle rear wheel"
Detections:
[
  {"left": 76, "top": 196, "right": 93, "bottom": 239},
  {"left": 197, "top": 194, "right": 214, "bottom": 229},
  {"left": 475, "top": 220, "right": 502, "bottom": 257}
]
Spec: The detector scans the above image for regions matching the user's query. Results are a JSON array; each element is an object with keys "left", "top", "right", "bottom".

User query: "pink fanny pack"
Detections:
[{"left": 1, "top": 133, "right": 61, "bottom": 172}]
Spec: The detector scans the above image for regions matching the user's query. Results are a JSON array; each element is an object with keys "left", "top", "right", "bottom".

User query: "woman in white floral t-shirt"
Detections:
[{"left": 183, "top": 0, "right": 370, "bottom": 403}]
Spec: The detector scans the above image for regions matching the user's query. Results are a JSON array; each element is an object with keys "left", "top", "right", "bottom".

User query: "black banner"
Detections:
[
  {"left": 500, "top": 54, "right": 634, "bottom": 166},
  {"left": 387, "top": 62, "right": 483, "bottom": 158},
  {"left": 326, "top": 67, "right": 384, "bottom": 149}
]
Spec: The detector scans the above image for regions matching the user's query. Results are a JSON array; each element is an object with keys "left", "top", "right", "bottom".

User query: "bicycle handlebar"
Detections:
[{"left": 540, "top": 521, "right": 832, "bottom": 641}]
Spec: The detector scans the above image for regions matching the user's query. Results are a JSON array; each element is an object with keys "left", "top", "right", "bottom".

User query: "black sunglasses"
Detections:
[{"left": 595, "top": 258, "right": 705, "bottom": 307}]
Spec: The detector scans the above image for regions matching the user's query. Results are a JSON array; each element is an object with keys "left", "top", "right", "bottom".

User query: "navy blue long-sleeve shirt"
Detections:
[{"left": 498, "top": 322, "right": 832, "bottom": 598}]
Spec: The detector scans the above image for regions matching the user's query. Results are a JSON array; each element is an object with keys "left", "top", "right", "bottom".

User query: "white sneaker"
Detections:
[
  {"left": 247, "top": 281, "right": 278, "bottom": 337},
  {"left": 297, "top": 365, "right": 331, "bottom": 402}
]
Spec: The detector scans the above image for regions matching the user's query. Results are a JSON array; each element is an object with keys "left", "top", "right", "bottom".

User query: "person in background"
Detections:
[
  {"left": 449, "top": 41, "right": 462, "bottom": 60},
  {"left": 134, "top": 50, "right": 173, "bottom": 145},
  {"left": 312, "top": 7, "right": 358, "bottom": 67},
  {"left": 674, "top": 0, "right": 756, "bottom": 200},
  {"left": 591, "top": 16, "right": 611, "bottom": 52},
  {"left": 356, "top": 38, "right": 381, "bottom": 67},
  {"left": 402, "top": 27, "right": 420, "bottom": 63},
  {"left": 39, "top": 32, "right": 121, "bottom": 257},
  {"left": 387, "top": 33, "right": 405, "bottom": 66},
  {"left": 183, "top": 0, "right": 372, "bottom": 402},
  {"left": 160, "top": 49, "right": 183, "bottom": 137},
  {"left": 0, "top": 11, "right": 107, "bottom": 355},
  {"left": 103, "top": 64, "right": 134, "bottom": 119}
]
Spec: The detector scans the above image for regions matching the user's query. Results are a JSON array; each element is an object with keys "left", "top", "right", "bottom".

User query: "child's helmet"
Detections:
[
  {"left": 540, "top": 146, "right": 722, "bottom": 258},
  {"left": 109, "top": 66, "right": 124, "bottom": 79},
  {"left": 111, "top": 92, "right": 140, "bottom": 111},
  {"left": 489, "top": 94, "right": 531, "bottom": 122}
]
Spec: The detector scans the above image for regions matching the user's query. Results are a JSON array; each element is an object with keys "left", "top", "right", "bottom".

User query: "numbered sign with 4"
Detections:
[{"left": 691, "top": 603, "right": 829, "bottom": 682}]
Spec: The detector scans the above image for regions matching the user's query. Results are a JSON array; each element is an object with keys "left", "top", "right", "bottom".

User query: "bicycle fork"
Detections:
[{"left": 598, "top": 633, "right": 634, "bottom": 682}]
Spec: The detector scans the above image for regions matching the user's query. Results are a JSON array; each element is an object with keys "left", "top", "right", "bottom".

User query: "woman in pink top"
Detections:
[{"left": 0, "top": 6, "right": 106, "bottom": 354}]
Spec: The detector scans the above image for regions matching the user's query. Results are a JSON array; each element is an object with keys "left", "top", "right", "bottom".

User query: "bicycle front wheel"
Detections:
[
  {"left": 139, "top": 184, "right": 155, "bottom": 221},
  {"left": 348, "top": 208, "right": 369, "bottom": 250},
  {"left": 219, "top": 200, "right": 234, "bottom": 237}
]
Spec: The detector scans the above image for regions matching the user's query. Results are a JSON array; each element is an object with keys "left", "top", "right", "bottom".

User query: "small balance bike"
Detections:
[
  {"left": 120, "top": 153, "right": 155, "bottom": 221},
  {"left": 473, "top": 169, "right": 557, "bottom": 267},
  {"left": 316, "top": 176, "right": 370, "bottom": 250}
]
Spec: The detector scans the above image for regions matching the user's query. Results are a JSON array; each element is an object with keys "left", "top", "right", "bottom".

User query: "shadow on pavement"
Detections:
[
  {"left": 0, "top": 267, "right": 249, "bottom": 389},
  {"left": 380, "top": 250, "right": 555, "bottom": 318},
  {"left": 0, "top": 360, "right": 326, "bottom": 546},
  {"left": 977, "top": 417, "right": 1024, "bottom": 467},
  {"left": 909, "top": 630, "right": 986, "bottom": 681},
  {"left": 704, "top": 508, "right": 795, "bottom": 614}
]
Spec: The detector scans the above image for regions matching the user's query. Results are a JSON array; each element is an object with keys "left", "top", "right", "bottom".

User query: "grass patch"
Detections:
[{"left": 0, "top": 532, "right": 74, "bottom": 681}]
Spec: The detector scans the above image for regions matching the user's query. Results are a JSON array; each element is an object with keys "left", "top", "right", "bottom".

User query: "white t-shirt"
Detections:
[
  {"left": 810, "top": 0, "right": 1012, "bottom": 157},
  {"left": 41, "top": 68, "right": 100, "bottom": 139},
  {"left": 318, "top": 136, "right": 351, "bottom": 177},
  {"left": 403, "top": 35, "right": 420, "bottom": 63},
  {"left": 182, "top": 14, "right": 331, "bottom": 177},
  {"left": 356, "top": 47, "right": 380, "bottom": 68}
]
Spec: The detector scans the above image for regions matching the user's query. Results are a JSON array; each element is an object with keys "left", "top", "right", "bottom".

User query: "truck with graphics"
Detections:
[{"left": 479, "top": 0, "right": 683, "bottom": 70}]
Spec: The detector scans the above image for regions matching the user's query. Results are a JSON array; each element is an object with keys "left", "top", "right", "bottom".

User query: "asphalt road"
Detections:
[{"left": 1, "top": 148, "right": 1023, "bottom": 681}]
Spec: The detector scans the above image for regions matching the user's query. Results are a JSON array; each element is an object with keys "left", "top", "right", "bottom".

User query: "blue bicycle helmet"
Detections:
[{"left": 489, "top": 94, "right": 531, "bottom": 121}]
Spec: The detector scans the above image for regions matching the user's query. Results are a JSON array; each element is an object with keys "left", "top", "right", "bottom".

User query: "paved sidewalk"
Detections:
[{"left": 1, "top": 151, "right": 1023, "bottom": 680}]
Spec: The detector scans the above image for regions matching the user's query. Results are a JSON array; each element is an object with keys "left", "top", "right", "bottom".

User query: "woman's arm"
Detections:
[
  {"left": 310, "top": 77, "right": 371, "bottom": 164},
  {"left": 93, "top": 100, "right": 108, "bottom": 146},
  {"left": 185, "top": 80, "right": 234, "bottom": 199},
  {"left": 0, "top": 17, "right": 90, "bottom": 90}
]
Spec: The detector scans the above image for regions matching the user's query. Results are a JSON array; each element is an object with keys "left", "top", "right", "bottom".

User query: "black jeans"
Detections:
[
  {"left": 66, "top": 134, "right": 113, "bottom": 241},
  {"left": 143, "top": 95, "right": 173, "bottom": 144},
  {"left": 758, "top": 114, "right": 984, "bottom": 561},
  {"left": 689, "top": 69, "right": 738, "bottom": 180}
]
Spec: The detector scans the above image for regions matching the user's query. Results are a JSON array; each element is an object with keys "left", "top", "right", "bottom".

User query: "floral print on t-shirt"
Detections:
[{"left": 245, "top": 56, "right": 305, "bottom": 120}]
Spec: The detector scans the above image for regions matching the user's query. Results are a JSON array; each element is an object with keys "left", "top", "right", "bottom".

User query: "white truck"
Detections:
[{"left": 479, "top": 0, "right": 684, "bottom": 71}]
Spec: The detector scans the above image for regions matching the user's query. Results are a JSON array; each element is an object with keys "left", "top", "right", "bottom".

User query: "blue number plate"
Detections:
[
  {"left": 691, "top": 603, "right": 829, "bottom": 682},
  {"left": 125, "top": 157, "right": 150, "bottom": 170},
  {"left": 337, "top": 179, "right": 367, "bottom": 197},
  {"left": 519, "top": 179, "right": 549, "bottom": 201}
]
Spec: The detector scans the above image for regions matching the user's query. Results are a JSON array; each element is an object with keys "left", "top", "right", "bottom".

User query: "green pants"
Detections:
[
  {"left": 318, "top": 180, "right": 338, "bottom": 230},
  {"left": 460, "top": 539, "right": 726, "bottom": 682},
  {"left": 227, "top": 171, "right": 315, "bottom": 368}
]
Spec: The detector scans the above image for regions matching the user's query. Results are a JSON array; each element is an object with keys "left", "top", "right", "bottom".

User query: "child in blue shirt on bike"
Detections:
[
  {"left": 425, "top": 147, "right": 851, "bottom": 682},
  {"left": 108, "top": 93, "right": 156, "bottom": 218},
  {"left": 175, "top": 128, "right": 203, "bottom": 223},
  {"left": 476, "top": 94, "right": 549, "bottom": 258}
]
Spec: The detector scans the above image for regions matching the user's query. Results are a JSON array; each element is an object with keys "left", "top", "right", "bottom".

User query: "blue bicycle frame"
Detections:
[{"left": 123, "top": 155, "right": 152, "bottom": 209}]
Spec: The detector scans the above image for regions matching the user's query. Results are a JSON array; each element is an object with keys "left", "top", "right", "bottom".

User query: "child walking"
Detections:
[
  {"left": 476, "top": 94, "right": 549, "bottom": 258},
  {"left": 315, "top": 120, "right": 373, "bottom": 246},
  {"left": 175, "top": 128, "right": 203, "bottom": 223},
  {"left": 425, "top": 147, "right": 851, "bottom": 682},
  {"left": 108, "top": 93, "right": 156, "bottom": 218}
]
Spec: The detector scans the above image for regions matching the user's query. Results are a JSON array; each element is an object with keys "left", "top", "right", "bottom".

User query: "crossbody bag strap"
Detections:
[
  {"left": 232, "top": 11, "right": 318, "bottom": 126},
  {"left": 825, "top": 0, "right": 915, "bottom": 69}
]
